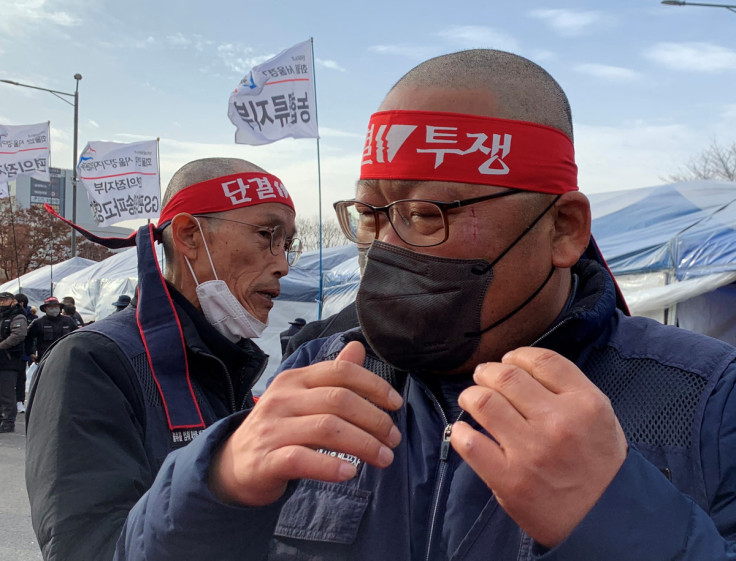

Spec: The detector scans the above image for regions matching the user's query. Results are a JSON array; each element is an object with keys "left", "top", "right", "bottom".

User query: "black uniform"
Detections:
[
  {"left": 0, "top": 304, "right": 28, "bottom": 430},
  {"left": 26, "top": 314, "right": 78, "bottom": 362}
]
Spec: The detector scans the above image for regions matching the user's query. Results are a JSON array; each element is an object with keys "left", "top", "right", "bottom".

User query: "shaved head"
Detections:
[
  {"left": 383, "top": 49, "right": 573, "bottom": 141},
  {"left": 162, "top": 157, "right": 268, "bottom": 207},
  {"left": 161, "top": 157, "right": 268, "bottom": 271}
]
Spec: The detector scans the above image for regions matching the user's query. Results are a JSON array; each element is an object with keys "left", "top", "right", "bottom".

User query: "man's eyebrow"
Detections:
[
  {"left": 251, "top": 212, "right": 289, "bottom": 225},
  {"left": 356, "top": 179, "right": 426, "bottom": 195}
]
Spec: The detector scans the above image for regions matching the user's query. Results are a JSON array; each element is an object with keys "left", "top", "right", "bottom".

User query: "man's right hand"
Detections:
[{"left": 208, "top": 341, "right": 404, "bottom": 507}]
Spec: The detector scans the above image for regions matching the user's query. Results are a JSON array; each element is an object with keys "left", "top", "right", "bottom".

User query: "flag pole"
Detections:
[{"left": 310, "top": 37, "right": 324, "bottom": 319}]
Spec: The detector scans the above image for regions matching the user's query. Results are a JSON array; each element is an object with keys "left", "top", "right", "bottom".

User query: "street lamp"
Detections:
[
  {"left": 661, "top": 1, "right": 736, "bottom": 13},
  {"left": 0, "top": 74, "right": 83, "bottom": 256}
]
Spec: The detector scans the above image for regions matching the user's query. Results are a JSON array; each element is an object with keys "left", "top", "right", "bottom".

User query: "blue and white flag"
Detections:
[
  {"left": 0, "top": 122, "right": 51, "bottom": 189},
  {"left": 228, "top": 40, "right": 319, "bottom": 145},
  {"left": 76, "top": 139, "right": 160, "bottom": 227}
]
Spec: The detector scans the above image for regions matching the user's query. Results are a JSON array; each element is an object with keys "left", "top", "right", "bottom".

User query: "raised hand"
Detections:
[
  {"left": 451, "top": 347, "right": 627, "bottom": 548},
  {"left": 209, "top": 341, "right": 403, "bottom": 506}
]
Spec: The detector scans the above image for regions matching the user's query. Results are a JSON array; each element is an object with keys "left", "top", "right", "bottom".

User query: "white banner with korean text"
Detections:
[
  {"left": 76, "top": 139, "right": 160, "bottom": 227},
  {"left": 0, "top": 122, "right": 51, "bottom": 191},
  {"left": 228, "top": 39, "right": 319, "bottom": 145}
]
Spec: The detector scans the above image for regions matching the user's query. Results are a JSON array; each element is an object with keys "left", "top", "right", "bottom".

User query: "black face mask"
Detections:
[{"left": 355, "top": 196, "right": 559, "bottom": 373}]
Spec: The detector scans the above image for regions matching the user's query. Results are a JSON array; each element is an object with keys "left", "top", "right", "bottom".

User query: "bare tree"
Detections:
[
  {"left": 295, "top": 216, "right": 350, "bottom": 252},
  {"left": 78, "top": 239, "right": 116, "bottom": 262},
  {"left": 666, "top": 139, "right": 736, "bottom": 183},
  {"left": 0, "top": 198, "right": 72, "bottom": 282}
]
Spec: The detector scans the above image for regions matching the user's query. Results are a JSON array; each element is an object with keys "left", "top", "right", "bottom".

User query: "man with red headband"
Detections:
[
  {"left": 25, "top": 157, "right": 301, "bottom": 561},
  {"left": 116, "top": 51, "right": 736, "bottom": 560}
]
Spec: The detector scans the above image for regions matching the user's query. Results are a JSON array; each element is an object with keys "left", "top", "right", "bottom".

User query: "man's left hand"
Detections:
[{"left": 451, "top": 347, "right": 627, "bottom": 549}]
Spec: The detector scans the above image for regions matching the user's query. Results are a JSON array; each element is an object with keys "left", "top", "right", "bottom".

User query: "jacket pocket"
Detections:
[{"left": 273, "top": 479, "right": 371, "bottom": 545}]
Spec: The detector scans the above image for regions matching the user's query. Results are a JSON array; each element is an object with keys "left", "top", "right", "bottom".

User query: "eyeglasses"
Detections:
[
  {"left": 198, "top": 215, "right": 303, "bottom": 266},
  {"left": 333, "top": 190, "right": 522, "bottom": 247}
]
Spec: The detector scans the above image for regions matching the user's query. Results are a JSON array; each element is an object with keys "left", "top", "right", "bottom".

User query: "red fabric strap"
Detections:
[
  {"left": 158, "top": 172, "right": 294, "bottom": 225},
  {"left": 360, "top": 111, "right": 578, "bottom": 195}
]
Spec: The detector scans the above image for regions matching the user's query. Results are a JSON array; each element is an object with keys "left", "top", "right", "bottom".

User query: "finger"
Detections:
[
  {"left": 261, "top": 414, "right": 396, "bottom": 469},
  {"left": 259, "top": 385, "right": 402, "bottom": 449},
  {"left": 276, "top": 354, "right": 403, "bottom": 413},
  {"left": 212, "top": 442, "right": 360, "bottom": 506},
  {"left": 334, "top": 340, "right": 366, "bottom": 366},
  {"left": 265, "top": 445, "right": 362, "bottom": 484},
  {"left": 502, "top": 347, "right": 597, "bottom": 394},
  {"left": 472, "top": 360, "right": 556, "bottom": 420},
  {"left": 450, "top": 420, "right": 505, "bottom": 488},
  {"left": 457, "top": 385, "right": 529, "bottom": 447}
]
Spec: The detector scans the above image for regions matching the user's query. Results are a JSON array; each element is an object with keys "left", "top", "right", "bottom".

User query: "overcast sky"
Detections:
[{"left": 1, "top": 0, "right": 735, "bottom": 225}]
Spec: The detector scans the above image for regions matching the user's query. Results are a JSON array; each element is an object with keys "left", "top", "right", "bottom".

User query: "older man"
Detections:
[
  {"left": 115, "top": 52, "right": 736, "bottom": 560},
  {"left": 25, "top": 157, "right": 301, "bottom": 561}
]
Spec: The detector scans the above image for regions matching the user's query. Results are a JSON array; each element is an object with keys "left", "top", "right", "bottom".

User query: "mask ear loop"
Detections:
[
  {"left": 475, "top": 195, "right": 561, "bottom": 275},
  {"left": 184, "top": 217, "right": 219, "bottom": 285},
  {"left": 465, "top": 195, "right": 562, "bottom": 337}
]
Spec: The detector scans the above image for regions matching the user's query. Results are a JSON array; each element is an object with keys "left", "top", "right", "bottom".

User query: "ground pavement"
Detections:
[{"left": 0, "top": 413, "right": 44, "bottom": 560}]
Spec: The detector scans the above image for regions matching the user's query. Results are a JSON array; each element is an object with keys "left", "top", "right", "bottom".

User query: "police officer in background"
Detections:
[
  {"left": 279, "top": 317, "right": 306, "bottom": 355},
  {"left": 61, "top": 296, "right": 85, "bottom": 327},
  {"left": 0, "top": 292, "right": 28, "bottom": 433},
  {"left": 26, "top": 297, "right": 78, "bottom": 364}
]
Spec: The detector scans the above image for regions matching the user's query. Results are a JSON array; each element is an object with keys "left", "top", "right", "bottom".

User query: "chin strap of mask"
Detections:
[
  {"left": 465, "top": 194, "right": 561, "bottom": 338},
  {"left": 465, "top": 265, "right": 555, "bottom": 338}
]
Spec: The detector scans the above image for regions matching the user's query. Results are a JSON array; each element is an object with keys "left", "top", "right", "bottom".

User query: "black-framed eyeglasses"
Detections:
[
  {"left": 197, "top": 215, "right": 303, "bottom": 266},
  {"left": 333, "top": 190, "right": 522, "bottom": 247}
]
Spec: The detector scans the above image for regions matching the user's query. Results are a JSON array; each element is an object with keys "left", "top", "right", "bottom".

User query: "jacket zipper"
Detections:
[
  {"left": 240, "top": 359, "right": 267, "bottom": 410},
  {"left": 203, "top": 353, "right": 237, "bottom": 413},
  {"left": 198, "top": 350, "right": 268, "bottom": 414},
  {"left": 424, "top": 388, "right": 466, "bottom": 561},
  {"left": 531, "top": 317, "right": 571, "bottom": 348},
  {"left": 423, "top": 317, "right": 570, "bottom": 561}
]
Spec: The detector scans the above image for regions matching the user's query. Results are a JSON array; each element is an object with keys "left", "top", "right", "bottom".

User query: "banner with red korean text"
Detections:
[
  {"left": 0, "top": 122, "right": 51, "bottom": 195},
  {"left": 76, "top": 139, "right": 160, "bottom": 227},
  {"left": 227, "top": 39, "right": 318, "bottom": 145}
]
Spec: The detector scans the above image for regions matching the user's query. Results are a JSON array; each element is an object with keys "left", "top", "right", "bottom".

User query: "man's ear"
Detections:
[
  {"left": 551, "top": 191, "right": 591, "bottom": 268},
  {"left": 170, "top": 214, "right": 203, "bottom": 260}
]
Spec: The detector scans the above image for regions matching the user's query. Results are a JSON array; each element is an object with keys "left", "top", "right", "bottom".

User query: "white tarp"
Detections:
[
  {"left": 53, "top": 246, "right": 159, "bottom": 323},
  {"left": 0, "top": 256, "right": 96, "bottom": 306},
  {"left": 228, "top": 39, "right": 318, "bottom": 145},
  {"left": 77, "top": 140, "right": 161, "bottom": 227}
]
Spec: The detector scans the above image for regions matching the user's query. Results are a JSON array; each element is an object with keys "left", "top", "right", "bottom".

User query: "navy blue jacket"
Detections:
[{"left": 116, "top": 260, "right": 736, "bottom": 560}]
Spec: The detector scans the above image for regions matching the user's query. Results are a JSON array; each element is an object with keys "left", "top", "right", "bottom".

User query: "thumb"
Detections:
[{"left": 335, "top": 340, "right": 366, "bottom": 367}]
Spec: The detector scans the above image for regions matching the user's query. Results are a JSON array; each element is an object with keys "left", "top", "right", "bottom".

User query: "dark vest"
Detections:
[
  {"left": 33, "top": 315, "right": 74, "bottom": 359},
  {"left": 0, "top": 308, "right": 26, "bottom": 357},
  {"left": 84, "top": 309, "right": 223, "bottom": 475}
]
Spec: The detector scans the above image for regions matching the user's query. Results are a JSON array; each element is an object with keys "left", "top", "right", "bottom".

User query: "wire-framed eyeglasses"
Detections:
[
  {"left": 198, "top": 215, "right": 303, "bottom": 266},
  {"left": 333, "top": 190, "right": 521, "bottom": 247}
]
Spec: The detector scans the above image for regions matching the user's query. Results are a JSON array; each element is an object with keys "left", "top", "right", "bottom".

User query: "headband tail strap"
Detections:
[
  {"left": 44, "top": 203, "right": 139, "bottom": 249},
  {"left": 135, "top": 223, "right": 205, "bottom": 430}
]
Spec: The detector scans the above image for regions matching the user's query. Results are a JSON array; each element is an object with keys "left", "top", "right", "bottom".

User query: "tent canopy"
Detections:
[
  {"left": 0, "top": 256, "right": 96, "bottom": 306},
  {"left": 590, "top": 180, "right": 736, "bottom": 281}
]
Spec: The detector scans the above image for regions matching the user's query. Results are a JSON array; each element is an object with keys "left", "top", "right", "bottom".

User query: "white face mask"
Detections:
[{"left": 184, "top": 218, "right": 267, "bottom": 342}]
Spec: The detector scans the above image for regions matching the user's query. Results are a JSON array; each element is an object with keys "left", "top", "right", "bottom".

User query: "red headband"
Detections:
[
  {"left": 360, "top": 110, "right": 578, "bottom": 195},
  {"left": 158, "top": 172, "right": 294, "bottom": 225}
]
